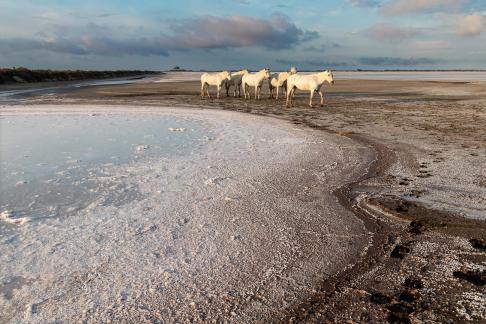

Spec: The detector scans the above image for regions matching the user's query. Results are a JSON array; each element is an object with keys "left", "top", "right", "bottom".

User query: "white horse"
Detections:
[
  {"left": 200, "top": 71, "right": 231, "bottom": 99},
  {"left": 286, "top": 70, "right": 334, "bottom": 108},
  {"left": 223, "top": 69, "right": 249, "bottom": 97},
  {"left": 268, "top": 66, "right": 297, "bottom": 100},
  {"left": 241, "top": 68, "right": 270, "bottom": 100}
]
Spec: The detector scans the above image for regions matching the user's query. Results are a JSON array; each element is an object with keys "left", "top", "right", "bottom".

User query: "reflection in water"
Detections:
[{"left": 0, "top": 76, "right": 152, "bottom": 102}]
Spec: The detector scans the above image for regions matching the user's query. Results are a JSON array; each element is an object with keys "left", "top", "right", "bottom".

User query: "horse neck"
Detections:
[
  {"left": 316, "top": 72, "right": 331, "bottom": 84},
  {"left": 255, "top": 70, "right": 267, "bottom": 78}
]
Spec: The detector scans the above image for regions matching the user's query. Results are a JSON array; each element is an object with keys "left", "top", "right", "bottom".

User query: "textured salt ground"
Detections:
[
  {"left": 23, "top": 77, "right": 485, "bottom": 322},
  {"left": 0, "top": 105, "right": 372, "bottom": 323}
]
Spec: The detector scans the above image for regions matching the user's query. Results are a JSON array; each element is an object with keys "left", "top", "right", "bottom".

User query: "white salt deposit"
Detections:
[
  {"left": 0, "top": 104, "right": 370, "bottom": 323},
  {"left": 168, "top": 127, "right": 186, "bottom": 132}
]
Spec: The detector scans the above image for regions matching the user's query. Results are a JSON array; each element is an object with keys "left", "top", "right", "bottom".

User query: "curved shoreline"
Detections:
[
  {"left": 1, "top": 105, "right": 374, "bottom": 322},
  {"left": 2, "top": 76, "right": 486, "bottom": 322},
  {"left": 283, "top": 133, "right": 396, "bottom": 321}
]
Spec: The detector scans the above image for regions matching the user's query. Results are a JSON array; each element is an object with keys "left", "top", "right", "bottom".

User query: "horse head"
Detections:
[
  {"left": 328, "top": 70, "right": 334, "bottom": 84},
  {"left": 233, "top": 69, "right": 249, "bottom": 76},
  {"left": 322, "top": 70, "right": 334, "bottom": 85},
  {"left": 222, "top": 70, "right": 232, "bottom": 80},
  {"left": 290, "top": 66, "right": 297, "bottom": 74},
  {"left": 261, "top": 68, "right": 270, "bottom": 79}
]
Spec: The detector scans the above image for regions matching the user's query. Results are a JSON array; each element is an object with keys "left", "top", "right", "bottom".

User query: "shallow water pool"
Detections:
[{"left": 0, "top": 113, "right": 208, "bottom": 224}]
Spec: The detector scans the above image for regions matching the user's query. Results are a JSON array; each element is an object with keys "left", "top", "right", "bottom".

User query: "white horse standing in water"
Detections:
[
  {"left": 223, "top": 69, "right": 249, "bottom": 97},
  {"left": 241, "top": 68, "right": 270, "bottom": 100},
  {"left": 200, "top": 71, "right": 231, "bottom": 99},
  {"left": 286, "top": 70, "right": 334, "bottom": 108},
  {"left": 268, "top": 66, "right": 297, "bottom": 100}
]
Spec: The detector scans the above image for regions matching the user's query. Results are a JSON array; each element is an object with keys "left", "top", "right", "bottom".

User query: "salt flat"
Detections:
[{"left": 0, "top": 105, "right": 371, "bottom": 322}]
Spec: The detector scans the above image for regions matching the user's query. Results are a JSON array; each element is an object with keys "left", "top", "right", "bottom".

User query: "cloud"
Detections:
[
  {"left": 414, "top": 39, "right": 451, "bottom": 49},
  {"left": 457, "top": 12, "right": 484, "bottom": 36},
  {"left": 365, "top": 23, "right": 419, "bottom": 41},
  {"left": 276, "top": 58, "right": 350, "bottom": 68},
  {"left": 347, "top": 0, "right": 380, "bottom": 8},
  {"left": 0, "top": 38, "right": 91, "bottom": 55},
  {"left": 359, "top": 56, "right": 441, "bottom": 66},
  {"left": 233, "top": 0, "right": 252, "bottom": 4},
  {"left": 380, "top": 0, "right": 461, "bottom": 15},
  {"left": 166, "top": 13, "right": 318, "bottom": 50},
  {"left": 0, "top": 13, "right": 318, "bottom": 57},
  {"left": 0, "top": 36, "right": 170, "bottom": 56},
  {"left": 304, "top": 42, "right": 341, "bottom": 52}
]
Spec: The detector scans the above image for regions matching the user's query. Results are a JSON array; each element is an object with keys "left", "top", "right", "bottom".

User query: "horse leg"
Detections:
[
  {"left": 309, "top": 90, "right": 314, "bottom": 108},
  {"left": 225, "top": 84, "right": 230, "bottom": 97},
  {"left": 291, "top": 88, "right": 296, "bottom": 106},
  {"left": 276, "top": 85, "right": 279, "bottom": 100},
  {"left": 319, "top": 89, "right": 325, "bottom": 107},
  {"left": 285, "top": 90, "right": 290, "bottom": 107},
  {"left": 206, "top": 84, "right": 211, "bottom": 98},
  {"left": 201, "top": 82, "right": 205, "bottom": 98},
  {"left": 286, "top": 87, "right": 294, "bottom": 107}
]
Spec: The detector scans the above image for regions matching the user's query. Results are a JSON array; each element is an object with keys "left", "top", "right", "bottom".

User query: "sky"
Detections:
[{"left": 0, "top": 0, "right": 485, "bottom": 70}]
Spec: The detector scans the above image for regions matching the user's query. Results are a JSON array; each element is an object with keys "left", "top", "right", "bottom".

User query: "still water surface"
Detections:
[{"left": 0, "top": 113, "right": 207, "bottom": 224}]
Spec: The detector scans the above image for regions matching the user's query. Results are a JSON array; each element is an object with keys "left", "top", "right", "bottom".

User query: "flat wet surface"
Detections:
[
  {"left": 0, "top": 76, "right": 156, "bottom": 103},
  {"left": 0, "top": 113, "right": 205, "bottom": 224}
]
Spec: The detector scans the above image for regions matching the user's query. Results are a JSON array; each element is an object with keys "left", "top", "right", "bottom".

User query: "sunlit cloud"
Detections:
[
  {"left": 365, "top": 23, "right": 420, "bottom": 41},
  {"left": 456, "top": 12, "right": 484, "bottom": 36},
  {"left": 380, "top": 0, "right": 462, "bottom": 15}
]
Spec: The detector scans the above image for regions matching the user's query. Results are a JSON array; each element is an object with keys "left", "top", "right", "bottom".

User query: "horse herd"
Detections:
[{"left": 200, "top": 67, "right": 335, "bottom": 108}]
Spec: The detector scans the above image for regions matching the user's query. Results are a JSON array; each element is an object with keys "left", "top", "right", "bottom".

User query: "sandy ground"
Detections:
[{"left": 1, "top": 75, "right": 485, "bottom": 322}]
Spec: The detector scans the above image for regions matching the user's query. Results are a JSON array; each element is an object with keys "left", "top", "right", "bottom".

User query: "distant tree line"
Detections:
[{"left": 0, "top": 67, "right": 160, "bottom": 84}]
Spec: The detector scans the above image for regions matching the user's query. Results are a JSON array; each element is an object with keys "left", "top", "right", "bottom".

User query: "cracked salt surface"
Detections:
[{"left": 0, "top": 105, "right": 370, "bottom": 322}]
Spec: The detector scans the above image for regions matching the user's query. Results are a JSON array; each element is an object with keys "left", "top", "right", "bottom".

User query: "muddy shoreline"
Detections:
[{"left": 2, "top": 77, "right": 485, "bottom": 322}]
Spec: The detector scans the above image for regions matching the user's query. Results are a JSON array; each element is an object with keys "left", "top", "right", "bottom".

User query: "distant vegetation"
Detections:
[{"left": 0, "top": 67, "right": 159, "bottom": 84}]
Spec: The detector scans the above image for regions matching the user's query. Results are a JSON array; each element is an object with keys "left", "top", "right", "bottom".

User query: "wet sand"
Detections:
[{"left": 1, "top": 76, "right": 486, "bottom": 322}]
